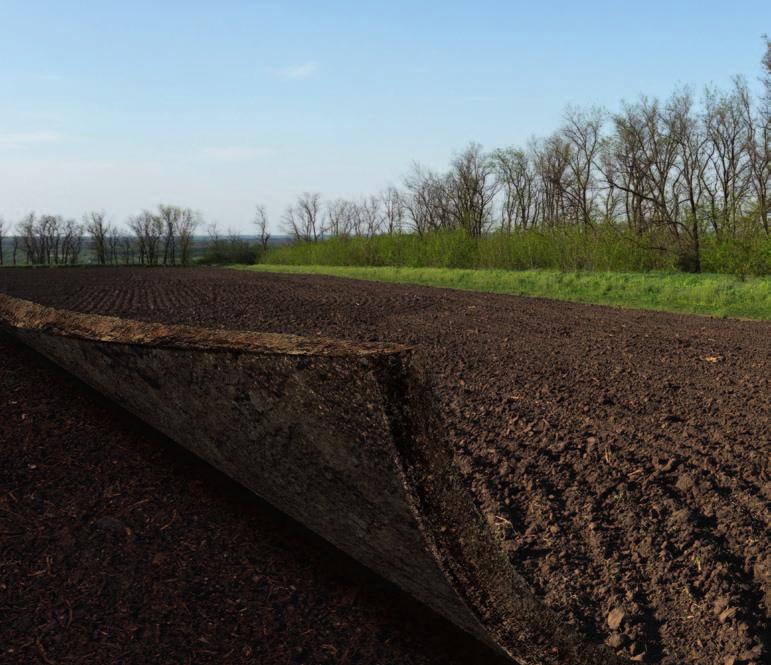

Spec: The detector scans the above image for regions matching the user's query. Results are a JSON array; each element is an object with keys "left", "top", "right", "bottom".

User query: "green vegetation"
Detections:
[
  {"left": 262, "top": 228, "right": 771, "bottom": 276},
  {"left": 238, "top": 263, "right": 771, "bottom": 320},
  {"left": 197, "top": 236, "right": 261, "bottom": 265}
]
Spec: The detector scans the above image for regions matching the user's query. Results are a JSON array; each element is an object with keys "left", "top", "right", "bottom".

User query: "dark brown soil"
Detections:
[
  {"left": 0, "top": 332, "right": 501, "bottom": 665},
  {"left": 1, "top": 267, "right": 769, "bottom": 665}
]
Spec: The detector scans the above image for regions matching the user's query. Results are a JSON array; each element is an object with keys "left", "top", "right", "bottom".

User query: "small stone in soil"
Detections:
[
  {"left": 607, "top": 607, "right": 625, "bottom": 631},
  {"left": 718, "top": 607, "right": 736, "bottom": 624}
]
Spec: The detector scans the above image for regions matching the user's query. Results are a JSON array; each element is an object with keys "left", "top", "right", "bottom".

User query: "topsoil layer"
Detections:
[
  {"left": 0, "top": 333, "right": 497, "bottom": 665},
  {"left": 1, "top": 267, "right": 769, "bottom": 664}
]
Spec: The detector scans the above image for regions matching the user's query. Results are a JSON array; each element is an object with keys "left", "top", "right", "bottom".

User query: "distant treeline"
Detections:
[
  {"left": 0, "top": 205, "right": 273, "bottom": 267},
  {"left": 2, "top": 41, "right": 768, "bottom": 273},
  {"left": 272, "top": 41, "right": 769, "bottom": 274},
  {"left": 0, "top": 206, "right": 199, "bottom": 267}
]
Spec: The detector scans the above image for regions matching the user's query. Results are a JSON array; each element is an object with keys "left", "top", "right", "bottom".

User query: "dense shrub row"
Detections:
[{"left": 263, "top": 227, "right": 770, "bottom": 276}]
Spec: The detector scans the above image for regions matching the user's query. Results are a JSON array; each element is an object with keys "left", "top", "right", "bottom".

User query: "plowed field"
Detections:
[{"left": 1, "top": 267, "right": 768, "bottom": 664}]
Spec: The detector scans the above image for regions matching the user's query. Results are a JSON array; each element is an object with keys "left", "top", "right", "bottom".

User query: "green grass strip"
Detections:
[{"left": 231, "top": 265, "right": 771, "bottom": 321}]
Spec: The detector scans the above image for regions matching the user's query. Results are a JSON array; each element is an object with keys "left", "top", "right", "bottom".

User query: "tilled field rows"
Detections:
[{"left": 1, "top": 267, "right": 769, "bottom": 664}]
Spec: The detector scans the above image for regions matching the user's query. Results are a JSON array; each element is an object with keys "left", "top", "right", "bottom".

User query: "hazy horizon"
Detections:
[{"left": 1, "top": 1, "right": 768, "bottom": 232}]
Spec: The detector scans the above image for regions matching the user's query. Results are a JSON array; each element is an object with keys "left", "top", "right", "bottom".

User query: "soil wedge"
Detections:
[{"left": 0, "top": 293, "right": 628, "bottom": 665}]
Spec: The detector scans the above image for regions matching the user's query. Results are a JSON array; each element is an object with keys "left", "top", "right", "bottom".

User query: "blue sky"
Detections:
[{"left": 0, "top": 1, "right": 768, "bottom": 232}]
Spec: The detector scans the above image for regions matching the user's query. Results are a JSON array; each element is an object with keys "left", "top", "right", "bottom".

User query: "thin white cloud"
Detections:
[
  {"left": 201, "top": 146, "right": 274, "bottom": 162},
  {"left": 0, "top": 131, "right": 62, "bottom": 147},
  {"left": 275, "top": 61, "right": 319, "bottom": 80}
]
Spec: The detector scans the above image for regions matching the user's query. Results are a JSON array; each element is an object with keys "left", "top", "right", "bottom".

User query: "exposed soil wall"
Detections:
[{"left": 0, "top": 333, "right": 498, "bottom": 664}]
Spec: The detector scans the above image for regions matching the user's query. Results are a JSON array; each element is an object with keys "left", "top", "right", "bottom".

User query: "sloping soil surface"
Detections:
[
  {"left": 1, "top": 267, "right": 769, "bottom": 664},
  {"left": 0, "top": 333, "right": 497, "bottom": 664}
]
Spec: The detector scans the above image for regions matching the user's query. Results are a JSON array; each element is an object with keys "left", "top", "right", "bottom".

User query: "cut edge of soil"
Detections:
[
  {"left": 0, "top": 292, "right": 409, "bottom": 357},
  {"left": 1, "top": 292, "right": 629, "bottom": 664},
  {"left": 376, "top": 352, "right": 628, "bottom": 665},
  {"left": 0, "top": 331, "right": 504, "bottom": 665}
]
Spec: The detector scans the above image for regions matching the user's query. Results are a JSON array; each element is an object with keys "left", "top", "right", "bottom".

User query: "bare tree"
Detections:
[
  {"left": 16, "top": 215, "right": 82, "bottom": 265},
  {"left": 282, "top": 206, "right": 301, "bottom": 241},
  {"left": 254, "top": 204, "right": 271, "bottom": 252},
  {"left": 561, "top": 106, "right": 604, "bottom": 227},
  {"left": 381, "top": 187, "right": 404, "bottom": 235},
  {"left": 403, "top": 163, "right": 451, "bottom": 236},
  {"left": 326, "top": 199, "right": 356, "bottom": 238},
  {"left": 667, "top": 90, "right": 711, "bottom": 270},
  {"left": 736, "top": 78, "right": 769, "bottom": 234},
  {"left": 444, "top": 143, "right": 498, "bottom": 237},
  {"left": 703, "top": 85, "right": 751, "bottom": 235},
  {"left": 158, "top": 205, "right": 181, "bottom": 265},
  {"left": 108, "top": 226, "right": 121, "bottom": 264},
  {"left": 120, "top": 236, "right": 133, "bottom": 264},
  {"left": 356, "top": 195, "right": 383, "bottom": 238},
  {"left": 175, "top": 208, "right": 199, "bottom": 266},
  {"left": 0, "top": 217, "right": 5, "bottom": 265},
  {"left": 61, "top": 219, "right": 83, "bottom": 264},
  {"left": 41, "top": 215, "right": 63, "bottom": 264},
  {"left": 128, "top": 210, "right": 163, "bottom": 265},
  {"left": 16, "top": 214, "right": 63, "bottom": 265},
  {"left": 18, "top": 214, "right": 36, "bottom": 264},
  {"left": 763, "top": 34, "right": 771, "bottom": 107},
  {"left": 11, "top": 232, "right": 19, "bottom": 266},
  {"left": 491, "top": 147, "right": 540, "bottom": 231},
  {"left": 283, "top": 192, "right": 323, "bottom": 242},
  {"left": 533, "top": 134, "right": 573, "bottom": 226},
  {"left": 148, "top": 213, "right": 164, "bottom": 265},
  {"left": 84, "top": 211, "right": 110, "bottom": 265},
  {"left": 601, "top": 97, "right": 682, "bottom": 239},
  {"left": 128, "top": 214, "right": 147, "bottom": 265}
]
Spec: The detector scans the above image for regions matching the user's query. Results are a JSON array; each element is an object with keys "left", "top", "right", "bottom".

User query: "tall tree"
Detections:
[
  {"left": 446, "top": 143, "right": 498, "bottom": 237},
  {"left": 702, "top": 86, "right": 749, "bottom": 236},
  {"left": 491, "top": 147, "right": 540, "bottom": 231},
  {"left": 533, "top": 135, "right": 572, "bottom": 226},
  {"left": 283, "top": 193, "right": 323, "bottom": 242},
  {"left": 84, "top": 211, "right": 110, "bottom": 265},
  {"left": 158, "top": 205, "right": 181, "bottom": 265},
  {"left": 175, "top": 208, "right": 199, "bottom": 266},
  {"left": 561, "top": 106, "right": 604, "bottom": 227},
  {"left": 254, "top": 204, "right": 271, "bottom": 252},
  {"left": 381, "top": 187, "right": 404, "bottom": 235},
  {"left": 403, "top": 163, "right": 450, "bottom": 236},
  {"left": 326, "top": 199, "right": 356, "bottom": 238}
]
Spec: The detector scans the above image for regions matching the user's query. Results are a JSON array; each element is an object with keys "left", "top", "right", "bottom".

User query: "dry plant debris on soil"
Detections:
[{"left": 1, "top": 267, "right": 769, "bottom": 664}]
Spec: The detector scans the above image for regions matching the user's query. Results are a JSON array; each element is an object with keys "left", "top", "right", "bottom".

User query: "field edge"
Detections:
[{"left": 234, "top": 264, "right": 771, "bottom": 321}]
